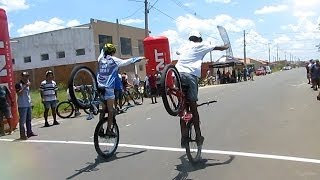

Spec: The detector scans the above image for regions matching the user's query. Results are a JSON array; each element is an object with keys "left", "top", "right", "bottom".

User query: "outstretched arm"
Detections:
[
  {"left": 113, "top": 56, "right": 145, "bottom": 67},
  {"left": 213, "top": 44, "right": 229, "bottom": 51}
]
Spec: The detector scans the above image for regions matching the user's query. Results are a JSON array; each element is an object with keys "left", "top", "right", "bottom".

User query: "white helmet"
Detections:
[{"left": 188, "top": 30, "right": 202, "bottom": 42}]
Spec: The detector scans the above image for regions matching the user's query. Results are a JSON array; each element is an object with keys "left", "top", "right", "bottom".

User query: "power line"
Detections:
[
  {"left": 120, "top": 5, "right": 144, "bottom": 19},
  {"left": 169, "top": 0, "right": 197, "bottom": 16}
]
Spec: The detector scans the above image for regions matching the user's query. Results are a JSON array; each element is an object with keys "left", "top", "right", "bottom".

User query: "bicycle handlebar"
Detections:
[{"left": 197, "top": 100, "right": 217, "bottom": 107}]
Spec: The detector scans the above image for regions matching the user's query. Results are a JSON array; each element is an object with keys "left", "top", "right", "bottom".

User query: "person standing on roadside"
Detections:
[
  {"left": 40, "top": 70, "right": 59, "bottom": 127},
  {"left": 15, "top": 72, "right": 37, "bottom": 140},
  {"left": 0, "top": 85, "right": 14, "bottom": 136}
]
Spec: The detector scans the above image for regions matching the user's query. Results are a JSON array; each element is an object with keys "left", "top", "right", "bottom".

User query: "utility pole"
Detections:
[
  {"left": 284, "top": 51, "right": 286, "bottom": 61},
  {"left": 144, "top": 0, "right": 149, "bottom": 37},
  {"left": 210, "top": 41, "right": 212, "bottom": 63},
  {"left": 268, "top": 43, "right": 270, "bottom": 63},
  {"left": 243, "top": 30, "right": 246, "bottom": 65},
  {"left": 276, "top": 45, "right": 279, "bottom": 62}
]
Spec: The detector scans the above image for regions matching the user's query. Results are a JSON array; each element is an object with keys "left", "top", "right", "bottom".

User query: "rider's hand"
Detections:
[{"left": 132, "top": 57, "right": 145, "bottom": 63}]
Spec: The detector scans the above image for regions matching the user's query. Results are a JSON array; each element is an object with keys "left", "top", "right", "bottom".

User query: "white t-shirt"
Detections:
[
  {"left": 133, "top": 77, "right": 140, "bottom": 86},
  {"left": 175, "top": 42, "right": 216, "bottom": 78}
]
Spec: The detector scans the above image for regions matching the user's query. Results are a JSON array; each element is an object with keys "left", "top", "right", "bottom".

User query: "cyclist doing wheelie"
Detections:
[
  {"left": 97, "top": 43, "right": 144, "bottom": 136},
  {"left": 175, "top": 31, "right": 229, "bottom": 147}
]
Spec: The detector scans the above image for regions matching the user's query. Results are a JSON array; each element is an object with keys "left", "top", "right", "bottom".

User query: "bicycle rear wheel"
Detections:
[
  {"left": 56, "top": 101, "right": 74, "bottom": 119},
  {"left": 185, "top": 121, "right": 202, "bottom": 163},
  {"left": 68, "top": 65, "right": 97, "bottom": 109},
  {"left": 94, "top": 117, "right": 119, "bottom": 159},
  {"left": 160, "top": 64, "right": 183, "bottom": 116}
]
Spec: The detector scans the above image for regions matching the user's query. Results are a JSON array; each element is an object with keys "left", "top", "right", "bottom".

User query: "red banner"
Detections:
[{"left": 0, "top": 8, "right": 18, "bottom": 131}]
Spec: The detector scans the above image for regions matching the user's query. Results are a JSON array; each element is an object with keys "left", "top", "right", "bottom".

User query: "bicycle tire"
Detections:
[
  {"left": 185, "top": 121, "right": 202, "bottom": 163},
  {"left": 56, "top": 101, "right": 74, "bottom": 119},
  {"left": 68, "top": 65, "right": 97, "bottom": 109},
  {"left": 83, "top": 105, "right": 100, "bottom": 115},
  {"left": 94, "top": 117, "right": 119, "bottom": 159},
  {"left": 120, "top": 93, "right": 126, "bottom": 107},
  {"left": 160, "top": 64, "right": 183, "bottom": 116}
]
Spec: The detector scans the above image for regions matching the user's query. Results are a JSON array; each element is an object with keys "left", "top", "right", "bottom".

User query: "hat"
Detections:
[
  {"left": 21, "top": 71, "right": 29, "bottom": 76},
  {"left": 46, "top": 70, "right": 53, "bottom": 76}
]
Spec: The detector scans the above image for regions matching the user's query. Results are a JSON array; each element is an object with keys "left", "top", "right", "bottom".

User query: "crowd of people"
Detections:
[{"left": 305, "top": 59, "right": 320, "bottom": 100}]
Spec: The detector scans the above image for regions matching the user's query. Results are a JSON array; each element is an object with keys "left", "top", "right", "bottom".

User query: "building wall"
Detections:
[
  {"left": 11, "top": 19, "right": 147, "bottom": 90},
  {"left": 11, "top": 25, "right": 95, "bottom": 70}
]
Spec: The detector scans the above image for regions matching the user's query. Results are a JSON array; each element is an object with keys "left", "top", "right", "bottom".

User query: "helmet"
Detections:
[
  {"left": 188, "top": 30, "right": 202, "bottom": 42},
  {"left": 103, "top": 43, "right": 116, "bottom": 55}
]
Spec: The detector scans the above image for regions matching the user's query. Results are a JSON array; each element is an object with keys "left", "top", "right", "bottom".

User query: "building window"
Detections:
[
  {"left": 138, "top": 40, "right": 144, "bottom": 56},
  {"left": 24, "top": 56, "right": 31, "bottom": 63},
  {"left": 139, "top": 65, "right": 144, "bottom": 71},
  {"left": 120, "top": 37, "right": 132, "bottom": 55},
  {"left": 98, "top": 35, "right": 112, "bottom": 51},
  {"left": 56, "top": 51, "right": 65, "bottom": 59},
  {"left": 12, "top": 58, "right": 15, "bottom": 64},
  {"left": 76, "top": 48, "right": 85, "bottom": 56},
  {"left": 41, "top": 53, "right": 49, "bottom": 61}
]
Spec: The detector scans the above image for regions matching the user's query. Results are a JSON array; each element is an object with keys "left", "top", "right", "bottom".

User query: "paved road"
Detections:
[{"left": 1, "top": 67, "right": 320, "bottom": 180}]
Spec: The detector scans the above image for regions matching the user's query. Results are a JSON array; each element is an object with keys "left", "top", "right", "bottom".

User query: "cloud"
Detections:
[
  {"left": 120, "top": 18, "right": 144, "bottom": 25},
  {"left": 0, "top": 0, "right": 29, "bottom": 12},
  {"left": 16, "top": 18, "right": 81, "bottom": 36},
  {"left": 205, "top": 0, "right": 231, "bottom": 3},
  {"left": 254, "top": 5, "right": 288, "bottom": 15},
  {"left": 164, "top": 14, "right": 256, "bottom": 60},
  {"left": 66, "top": 20, "right": 81, "bottom": 27}
]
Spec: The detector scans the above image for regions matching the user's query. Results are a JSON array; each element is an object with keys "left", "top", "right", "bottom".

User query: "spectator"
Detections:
[
  {"left": 156, "top": 71, "right": 162, "bottom": 96},
  {"left": 311, "top": 60, "right": 320, "bottom": 91},
  {"left": 306, "top": 62, "right": 311, "bottom": 84},
  {"left": 67, "top": 88, "right": 81, "bottom": 117},
  {"left": 132, "top": 74, "right": 140, "bottom": 93},
  {"left": 144, "top": 75, "right": 149, "bottom": 97},
  {"left": 40, "top": 70, "right": 59, "bottom": 127},
  {"left": 216, "top": 69, "right": 221, "bottom": 84},
  {"left": 148, "top": 69, "right": 158, "bottom": 104},
  {"left": 15, "top": 72, "right": 37, "bottom": 140},
  {"left": 114, "top": 73, "right": 124, "bottom": 113},
  {"left": 0, "top": 85, "right": 14, "bottom": 136}
]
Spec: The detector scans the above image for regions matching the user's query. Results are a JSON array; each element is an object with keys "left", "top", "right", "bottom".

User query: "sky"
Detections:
[{"left": 1, "top": 0, "right": 320, "bottom": 62}]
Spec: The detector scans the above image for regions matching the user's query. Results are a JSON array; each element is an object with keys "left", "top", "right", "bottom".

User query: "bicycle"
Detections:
[
  {"left": 56, "top": 99, "right": 93, "bottom": 119},
  {"left": 68, "top": 65, "right": 119, "bottom": 159},
  {"left": 160, "top": 64, "right": 216, "bottom": 163}
]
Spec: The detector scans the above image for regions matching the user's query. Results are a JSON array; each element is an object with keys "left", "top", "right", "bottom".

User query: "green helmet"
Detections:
[{"left": 103, "top": 43, "right": 116, "bottom": 55}]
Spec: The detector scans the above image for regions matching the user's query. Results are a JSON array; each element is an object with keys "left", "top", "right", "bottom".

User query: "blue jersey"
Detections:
[
  {"left": 115, "top": 74, "right": 123, "bottom": 90},
  {"left": 96, "top": 50, "right": 144, "bottom": 89}
]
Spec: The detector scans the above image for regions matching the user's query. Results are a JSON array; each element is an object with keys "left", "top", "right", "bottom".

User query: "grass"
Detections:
[{"left": 30, "top": 83, "right": 68, "bottom": 118}]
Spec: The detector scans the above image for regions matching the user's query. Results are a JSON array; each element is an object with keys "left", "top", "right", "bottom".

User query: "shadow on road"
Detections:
[
  {"left": 66, "top": 150, "right": 147, "bottom": 179},
  {"left": 172, "top": 155, "right": 235, "bottom": 180}
]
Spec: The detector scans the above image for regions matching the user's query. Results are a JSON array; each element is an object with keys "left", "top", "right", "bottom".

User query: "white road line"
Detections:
[{"left": 1, "top": 138, "right": 320, "bottom": 164}]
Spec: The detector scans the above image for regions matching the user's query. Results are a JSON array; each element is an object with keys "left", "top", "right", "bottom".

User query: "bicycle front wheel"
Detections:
[
  {"left": 185, "top": 122, "right": 202, "bottom": 163},
  {"left": 68, "top": 65, "right": 97, "bottom": 109},
  {"left": 94, "top": 117, "right": 119, "bottom": 159},
  {"left": 160, "top": 64, "right": 183, "bottom": 116},
  {"left": 56, "top": 101, "right": 74, "bottom": 119}
]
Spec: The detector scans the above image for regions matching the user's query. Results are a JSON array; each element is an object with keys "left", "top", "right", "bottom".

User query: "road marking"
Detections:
[
  {"left": 290, "top": 83, "right": 305, "bottom": 87},
  {"left": 1, "top": 138, "right": 320, "bottom": 164}
]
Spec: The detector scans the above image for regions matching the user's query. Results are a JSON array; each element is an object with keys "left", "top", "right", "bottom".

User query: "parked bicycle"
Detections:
[
  {"left": 56, "top": 99, "right": 95, "bottom": 119},
  {"left": 160, "top": 64, "right": 216, "bottom": 163},
  {"left": 68, "top": 65, "right": 119, "bottom": 159}
]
